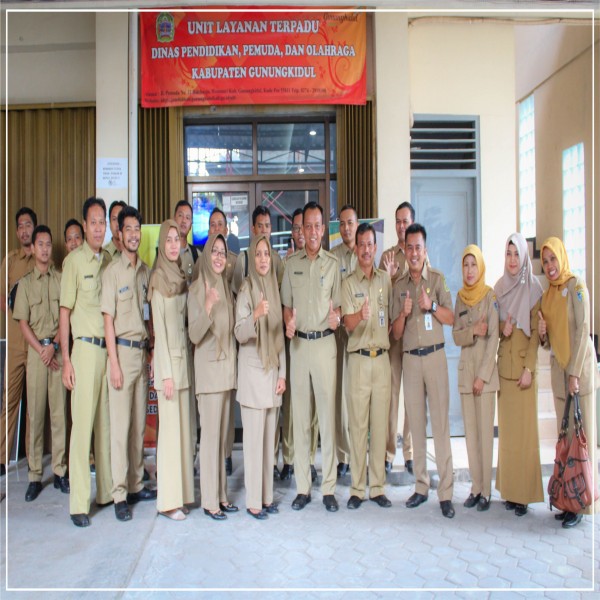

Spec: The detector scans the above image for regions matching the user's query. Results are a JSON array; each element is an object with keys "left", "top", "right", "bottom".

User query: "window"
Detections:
[
  {"left": 518, "top": 95, "right": 536, "bottom": 239},
  {"left": 562, "top": 143, "right": 586, "bottom": 280}
]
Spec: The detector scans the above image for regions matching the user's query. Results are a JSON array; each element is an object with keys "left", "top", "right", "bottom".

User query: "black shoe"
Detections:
[
  {"left": 514, "top": 503, "right": 528, "bottom": 517},
  {"left": 440, "top": 500, "right": 455, "bottom": 519},
  {"left": 263, "top": 503, "right": 279, "bottom": 514},
  {"left": 219, "top": 502, "right": 239, "bottom": 513},
  {"left": 127, "top": 487, "right": 157, "bottom": 504},
  {"left": 96, "top": 499, "right": 114, "bottom": 508},
  {"left": 204, "top": 508, "right": 227, "bottom": 520},
  {"left": 280, "top": 464, "right": 294, "bottom": 480},
  {"left": 463, "top": 493, "right": 481, "bottom": 508},
  {"left": 115, "top": 501, "right": 132, "bottom": 522},
  {"left": 337, "top": 462, "right": 350, "bottom": 477},
  {"left": 385, "top": 461, "right": 393, "bottom": 473},
  {"left": 405, "top": 492, "right": 428, "bottom": 508},
  {"left": 562, "top": 512, "right": 583, "bottom": 528},
  {"left": 310, "top": 465, "right": 317, "bottom": 482},
  {"left": 504, "top": 500, "right": 517, "bottom": 510},
  {"left": 247, "top": 508, "right": 268, "bottom": 520},
  {"left": 53, "top": 474, "right": 70, "bottom": 494},
  {"left": 554, "top": 511, "right": 568, "bottom": 521},
  {"left": 405, "top": 460, "right": 414, "bottom": 475},
  {"left": 273, "top": 465, "right": 281, "bottom": 480},
  {"left": 0, "top": 464, "right": 5, "bottom": 477},
  {"left": 90, "top": 463, "right": 96, "bottom": 474},
  {"left": 225, "top": 457, "right": 232, "bottom": 476},
  {"left": 71, "top": 513, "right": 90, "bottom": 527},
  {"left": 347, "top": 495, "right": 363, "bottom": 510},
  {"left": 370, "top": 494, "right": 392, "bottom": 508},
  {"left": 143, "top": 468, "right": 150, "bottom": 481},
  {"left": 477, "top": 496, "right": 491, "bottom": 512},
  {"left": 25, "top": 482, "right": 43, "bottom": 502},
  {"left": 323, "top": 494, "right": 339, "bottom": 512},
  {"left": 291, "top": 493, "right": 311, "bottom": 511}
]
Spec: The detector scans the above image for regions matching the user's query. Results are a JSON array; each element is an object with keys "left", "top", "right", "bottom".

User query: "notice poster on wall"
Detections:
[{"left": 140, "top": 10, "right": 366, "bottom": 107}]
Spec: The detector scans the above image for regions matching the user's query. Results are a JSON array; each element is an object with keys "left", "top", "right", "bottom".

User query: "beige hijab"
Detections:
[
  {"left": 494, "top": 232, "right": 543, "bottom": 337},
  {"left": 198, "top": 233, "right": 233, "bottom": 360},
  {"left": 245, "top": 235, "right": 283, "bottom": 371},
  {"left": 147, "top": 220, "right": 187, "bottom": 301}
]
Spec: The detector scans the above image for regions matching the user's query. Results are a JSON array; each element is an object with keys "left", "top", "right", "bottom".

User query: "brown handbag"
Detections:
[{"left": 548, "top": 392, "right": 599, "bottom": 513}]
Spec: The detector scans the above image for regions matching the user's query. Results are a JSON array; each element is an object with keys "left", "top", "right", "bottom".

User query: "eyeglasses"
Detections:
[
  {"left": 211, "top": 249, "right": 226, "bottom": 259},
  {"left": 292, "top": 225, "right": 302, "bottom": 233}
]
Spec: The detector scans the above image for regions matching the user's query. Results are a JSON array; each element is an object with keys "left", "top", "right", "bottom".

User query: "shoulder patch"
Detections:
[
  {"left": 575, "top": 284, "right": 585, "bottom": 302},
  {"left": 443, "top": 277, "right": 450, "bottom": 293}
]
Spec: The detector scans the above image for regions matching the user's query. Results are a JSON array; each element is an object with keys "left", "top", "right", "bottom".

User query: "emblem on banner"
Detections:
[{"left": 156, "top": 13, "right": 175, "bottom": 43}]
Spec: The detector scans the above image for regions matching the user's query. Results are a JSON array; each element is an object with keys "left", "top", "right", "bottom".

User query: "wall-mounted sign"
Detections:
[
  {"left": 96, "top": 158, "right": 128, "bottom": 189},
  {"left": 140, "top": 10, "right": 366, "bottom": 107}
]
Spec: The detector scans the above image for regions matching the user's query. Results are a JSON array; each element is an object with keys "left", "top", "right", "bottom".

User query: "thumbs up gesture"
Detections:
[
  {"left": 286, "top": 307, "right": 297, "bottom": 339},
  {"left": 402, "top": 290, "right": 413, "bottom": 318},
  {"left": 502, "top": 313, "right": 513, "bottom": 338},
  {"left": 473, "top": 315, "right": 488, "bottom": 337},
  {"left": 254, "top": 291, "right": 270, "bottom": 321},
  {"left": 360, "top": 296, "right": 371, "bottom": 321},
  {"left": 417, "top": 285, "right": 432, "bottom": 311},
  {"left": 537, "top": 310, "right": 547, "bottom": 340},
  {"left": 204, "top": 279, "right": 220, "bottom": 315},
  {"left": 328, "top": 299, "right": 340, "bottom": 330}
]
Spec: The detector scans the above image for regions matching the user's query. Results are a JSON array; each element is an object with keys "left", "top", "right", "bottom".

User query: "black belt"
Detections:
[
  {"left": 353, "top": 348, "right": 385, "bottom": 358},
  {"left": 405, "top": 343, "right": 444, "bottom": 357},
  {"left": 39, "top": 338, "right": 59, "bottom": 350},
  {"left": 295, "top": 329, "right": 334, "bottom": 340},
  {"left": 116, "top": 337, "right": 149, "bottom": 350},
  {"left": 78, "top": 336, "right": 107, "bottom": 348}
]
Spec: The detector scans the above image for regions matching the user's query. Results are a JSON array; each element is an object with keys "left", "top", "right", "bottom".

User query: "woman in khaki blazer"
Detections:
[
  {"left": 149, "top": 220, "right": 194, "bottom": 521},
  {"left": 494, "top": 232, "right": 544, "bottom": 517},
  {"left": 235, "top": 235, "right": 286, "bottom": 519},
  {"left": 452, "top": 245, "right": 499, "bottom": 512},
  {"left": 188, "top": 233, "right": 237, "bottom": 521},
  {"left": 538, "top": 237, "right": 599, "bottom": 528}
]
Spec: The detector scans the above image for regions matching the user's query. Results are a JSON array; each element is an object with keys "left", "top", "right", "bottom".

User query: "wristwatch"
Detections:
[{"left": 431, "top": 301, "right": 438, "bottom": 314}]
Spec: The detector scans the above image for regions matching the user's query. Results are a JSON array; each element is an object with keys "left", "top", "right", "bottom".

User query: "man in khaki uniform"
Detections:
[
  {"left": 281, "top": 202, "right": 342, "bottom": 512},
  {"left": 174, "top": 200, "right": 198, "bottom": 284},
  {"left": 330, "top": 204, "right": 358, "bottom": 477},
  {"left": 64, "top": 219, "right": 84, "bottom": 255},
  {"left": 391, "top": 223, "right": 455, "bottom": 518},
  {"left": 379, "top": 201, "right": 415, "bottom": 474},
  {"left": 342, "top": 223, "right": 393, "bottom": 510},
  {"left": 0, "top": 207, "right": 37, "bottom": 475},
  {"left": 104, "top": 200, "right": 126, "bottom": 260},
  {"left": 13, "top": 225, "right": 69, "bottom": 501},
  {"left": 102, "top": 206, "right": 156, "bottom": 522},
  {"left": 60, "top": 197, "right": 113, "bottom": 527}
]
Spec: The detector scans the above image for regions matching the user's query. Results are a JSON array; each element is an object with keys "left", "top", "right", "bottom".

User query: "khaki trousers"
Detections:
[
  {"left": 107, "top": 345, "right": 148, "bottom": 503},
  {"left": 156, "top": 387, "right": 194, "bottom": 512},
  {"left": 69, "top": 339, "right": 112, "bottom": 514},
  {"left": 225, "top": 393, "right": 236, "bottom": 458},
  {"left": 460, "top": 391, "right": 495, "bottom": 497},
  {"left": 198, "top": 391, "right": 230, "bottom": 511},
  {"left": 386, "top": 335, "right": 412, "bottom": 463},
  {"left": 347, "top": 352, "right": 391, "bottom": 499},
  {"left": 335, "top": 329, "right": 351, "bottom": 464},
  {"left": 403, "top": 349, "right": 454, "bottom": 501},
  {"left": 26, "top": 347, "right": 67, "bottom": 481},
  {"left": 1, "top": 344, "right": 29, "bottom": 465},
  {"left": 290, "top": 334, "right": 337, "bottom": 496},
  {"left": 241, "top": 404, "right": 277, "bottom": 510}
]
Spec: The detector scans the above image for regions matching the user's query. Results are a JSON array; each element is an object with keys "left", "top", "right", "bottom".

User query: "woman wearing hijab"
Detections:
[
  {"left": 149, "top": 220, "right": 194, "bottom": 521},
  {"left": 235, "top": 235, "right": 286, "bottom": 520},
  {"left": 538, "top": 237, "right": 599, "bottom": 528},
  {"left": 452, "top": 245, "right": 499, "bottom": 513},
  {"left": 188, "top": 233, "right": 237, "bottom": 521},
  {"left": 494, "top": 232, "right": 544, "bottom": 516}
]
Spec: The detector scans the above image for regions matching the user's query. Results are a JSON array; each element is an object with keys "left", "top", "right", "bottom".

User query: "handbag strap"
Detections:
[
  {"left": 572, "top": 391, "right": 584, "bottom": 435},
  {"left": 560, "top": 393, "right": 573, "bottom": 436}
]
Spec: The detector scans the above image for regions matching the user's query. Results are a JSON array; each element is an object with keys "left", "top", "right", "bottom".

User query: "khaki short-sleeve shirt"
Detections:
[
  {"left": 101, "top": 252, "right": 150, "bottom": 340},
  {"left": 13, "top": 265, "right": 61, "bottom": 339},
  {"left": 392, "top": 264, "right": 453, "bottom": 351},
  {"left": 60, "top": 241, "right": 111, "bottom": 339},
  {"left": 280, "top": 247, "right": 341, "bottom": 333},
  {"left": 342, "top": 267, "right": 392, "bottom": 353},
  {"left": 103, "top": 239, "right": 121, "bottom": 261},
  {"left": 331, "top": 243, "right": 357, "bottom": 281}
]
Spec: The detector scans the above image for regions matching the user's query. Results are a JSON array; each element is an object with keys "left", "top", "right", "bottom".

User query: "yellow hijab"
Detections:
[
  {"left": 540, "top": 237, "right": 575, "bottom": 370},
  {"left": 457, "top": 245, "right": 492, "bottom": 307}
]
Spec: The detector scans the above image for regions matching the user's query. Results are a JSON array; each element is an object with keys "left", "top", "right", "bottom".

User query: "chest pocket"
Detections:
[{"left": 117, "top": 288, "right": 134, "bottom": 313}]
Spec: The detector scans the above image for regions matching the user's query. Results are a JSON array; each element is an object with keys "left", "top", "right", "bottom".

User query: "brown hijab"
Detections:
[
  {"left": 245, "top": 235, "right": 283, "bottom": 371},
  {"left": 197, "top": 233, "right": 234, "bottom": 359},
  {"left": 147, "top": 220, "right": 187, "bottom": 301}
]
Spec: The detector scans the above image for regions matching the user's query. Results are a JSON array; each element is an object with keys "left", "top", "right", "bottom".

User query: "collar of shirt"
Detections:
[
  {"left": 32, "top": 265, "right": 52, "bottom": 280},
  {"left": 119, "top": 249, "right": 142, "bottom": 272},
  {"left": 298, "top": 247, "right": 325, "bottom": 261},
  {"left": 409, "top": 262, "right": 432, "bottom": 284},
  {"left": 83, "top": 240, "right": 107, "bottom": 263},
  {"left": 355, "top": 266, "right": 376, "bottom": 283}
]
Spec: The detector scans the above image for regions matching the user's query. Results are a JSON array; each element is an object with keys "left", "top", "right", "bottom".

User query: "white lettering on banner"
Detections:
[{"left": 216, "top": 20, "right": 269, "bottom": 34}]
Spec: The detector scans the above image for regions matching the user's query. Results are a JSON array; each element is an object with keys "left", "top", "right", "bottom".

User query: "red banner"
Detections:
[{"left": 140, "top": 10, "right": 366, "bottom": 107}]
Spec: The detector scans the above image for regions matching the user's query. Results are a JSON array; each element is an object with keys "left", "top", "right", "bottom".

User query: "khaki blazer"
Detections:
[
  {"left": 151, "top": 290, "right": 190, "bottom": 391},
  {"left": 453, "top": 290, "right": 500, "bottom": 393},
  {"left": 187, "top": 274, "right": 237, "bottom": 394},
  {"left": 234, "top": 282, "right": 285, "bottom": 409}
]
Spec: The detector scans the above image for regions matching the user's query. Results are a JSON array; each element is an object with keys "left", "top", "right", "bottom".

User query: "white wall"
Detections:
[{"left": 408, "top": 20, "right": 516, "bottom": 286}]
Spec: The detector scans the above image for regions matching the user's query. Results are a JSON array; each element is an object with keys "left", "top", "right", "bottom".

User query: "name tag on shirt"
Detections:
[
  {"left": 424, "top": 313, "right": 433, "bottom": 331},
  {"left": 378, "top": 308, "right": 385, "bottom": 327},
  {"left": 459, "top": 310, "right": 468, "bottom": 317},
  {"left": 119, "top": 286, "right": 130, "bottom": 294}
]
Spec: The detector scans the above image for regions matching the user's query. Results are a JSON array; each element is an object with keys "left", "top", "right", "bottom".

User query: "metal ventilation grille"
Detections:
[{"left": 410, "top": 118, "right": 477, "bottom": 170}]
